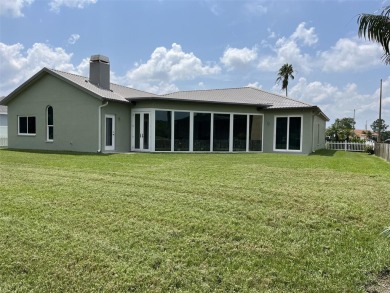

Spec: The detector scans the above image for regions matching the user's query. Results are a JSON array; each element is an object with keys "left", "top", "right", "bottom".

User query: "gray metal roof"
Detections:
[
  {"left": 49, "top": 69, "right": 160, "bottom": 102},
  {"left": 163, "top": 87, "right": 314, "bottom": 109},
  {"left": 1, "top": 68, "right": 328, "bottom": 121}
]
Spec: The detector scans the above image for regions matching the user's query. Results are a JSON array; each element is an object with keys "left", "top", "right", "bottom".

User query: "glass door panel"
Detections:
[
  {"left": 105, "top": 115, "right": 115, "bottom": 151},
  {"left": 132, "top": 112, "right": 150, "bottom": 151}
]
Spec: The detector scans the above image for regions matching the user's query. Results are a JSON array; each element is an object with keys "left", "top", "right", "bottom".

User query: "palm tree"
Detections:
[
  {"left": 357, "top": 6, "right": 390, "bottom": 64},
  {"left": 276, "top": 63, "right": 294, "bottom": 97}
]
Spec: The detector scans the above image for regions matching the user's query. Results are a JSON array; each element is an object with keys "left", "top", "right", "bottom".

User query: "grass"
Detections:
[{"left": 0, "top": 149, "right": 389, "bottom": 292}]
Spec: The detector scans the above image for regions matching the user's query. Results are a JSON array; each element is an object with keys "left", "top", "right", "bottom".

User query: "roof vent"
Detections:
[{"left": 89, "top": 55, "right": 110, "bottom": 90}]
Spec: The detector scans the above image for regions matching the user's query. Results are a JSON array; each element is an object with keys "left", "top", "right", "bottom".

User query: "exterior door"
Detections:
[
  {"left": 105, "top": 115, "right": 115, "bottom": 151},
  {"left": 133, "top": 112, "right": 150, "bottom": 151}
]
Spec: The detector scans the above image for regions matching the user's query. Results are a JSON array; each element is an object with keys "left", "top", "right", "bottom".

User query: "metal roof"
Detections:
[
  {"left": 49, "top": 69, "right": 160, "bottom": 102},
  {"left": 163, "top": 87, "right": 314, "bottom": 109},
  {"left": 0, "top": 68, "right": 328, "bottom": 121}
]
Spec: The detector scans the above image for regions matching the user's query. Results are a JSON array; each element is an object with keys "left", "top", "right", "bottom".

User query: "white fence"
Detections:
[
  {"left": 325, "top": 141, "right": 371, "bottom": 152},
  {"left": 0, "top": 137, "right": 7, "bottom": 147}
]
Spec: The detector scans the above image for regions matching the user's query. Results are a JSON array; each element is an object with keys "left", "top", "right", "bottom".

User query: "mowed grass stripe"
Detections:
[{"left": 0, "top": 149, "right": 389, "bottom": 292}]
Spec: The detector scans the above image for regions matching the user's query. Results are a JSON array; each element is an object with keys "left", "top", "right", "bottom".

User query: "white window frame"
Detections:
[
  {"left": 104, "top": 114, "right": 115, "bottom": 151},
  {"left": 46, "top": 106, "right": 54, "bottom": 142},
  {"left": 18, "top": 116, "right": 36, "bottom": 136},
  {"left": 273, "top": 115, "right": 303, "bottom": 152}
]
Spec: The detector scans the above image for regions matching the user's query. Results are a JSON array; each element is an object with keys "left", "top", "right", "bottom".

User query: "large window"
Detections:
[
  {"left": 174, "top": 112, "right": 190, "bottom": 151},
  {"left": 193, "top": 113, "right": 211, "bottom": 151},
  {"left": 213, "top": 114, "right": 230, "bottom": 151},
  {"left": 155, "top": 110, "right": 171, "bottom": 151},
  {"left": 275, "top": 116, "right": 302, "bottom": 151},
  {"left": 18, "top": 116, "right": 36, "bottom": 135},
  {"left": 47, "top": 106, "right": 53, "bottom": 141}
]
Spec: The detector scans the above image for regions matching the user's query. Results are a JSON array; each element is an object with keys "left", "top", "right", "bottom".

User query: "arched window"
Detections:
[{"left": 47, "top": 106, "right": 53, "bottom": 141}]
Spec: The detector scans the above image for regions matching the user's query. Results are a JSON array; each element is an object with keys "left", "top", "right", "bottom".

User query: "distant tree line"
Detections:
[{"left": 326, "top": 117, "right": 389, "bottom": 142}]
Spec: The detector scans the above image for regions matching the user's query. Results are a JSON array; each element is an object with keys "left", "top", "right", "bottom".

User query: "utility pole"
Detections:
[{"left": 378, "top": 79, "right": 382, "bottom": 142}]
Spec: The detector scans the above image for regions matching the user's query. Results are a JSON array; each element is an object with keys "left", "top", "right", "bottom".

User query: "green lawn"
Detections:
[{"left": 0, "top": 149, "right": 389, "bottom": 292}]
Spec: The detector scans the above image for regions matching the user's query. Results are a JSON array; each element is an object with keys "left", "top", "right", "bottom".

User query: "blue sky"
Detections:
[{"left": 0, "top": 0, "right": 389, "bottom": 130}]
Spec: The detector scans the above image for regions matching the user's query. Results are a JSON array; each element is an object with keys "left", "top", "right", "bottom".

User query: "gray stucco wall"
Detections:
[
  {"left": 312, "top": 114, "right": 327, "bottom": 151},
  {"left": 101, "top": 102, "right": 131, "bottom": 153},
  {"left": 7, "top": 74, "right": 102, "bottom": 152}
]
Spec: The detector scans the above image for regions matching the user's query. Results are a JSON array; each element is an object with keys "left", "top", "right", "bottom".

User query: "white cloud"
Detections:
[
  {"left": 244, "top": 1, "right": 267, "bottom": 16},
  {"left": 68, "top": 34, "right": 80, "bottom": 45},
  {"left": 258, "top": 22, "right": 318, "bottom": 74},
  {"left": 0, "top": 0, "right": 34, "bottom": 17},
  {"left": 291, "top": 22, "right": 318, "bottom": 46},
  {"left": 127, "top": 43, "right": 221, "bottom": 83},
  {"left": 288, "top": 76, "right": 390, "bottom": 129},
  {"left": 258, "top": 37, "right": 313, "bottom": 73},
  {"left": 0, "top": 42, "right": 86, "bottom": 96},
  {"left": 246, "top": 82, "right": 263, "bottom": 89},
  {"left": 220, "top": 47, "right": 258, "bottom": 71},
  {"left": 49, "top": 0, "right": 97, "bottom": 12},
  {"left": 319, "top": 38, "right": 383, "bottom": 72}
]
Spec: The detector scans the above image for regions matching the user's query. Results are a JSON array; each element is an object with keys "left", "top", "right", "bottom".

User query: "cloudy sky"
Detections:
[{"left": 0, "top": 0, "right": 389, "bottom": 129}]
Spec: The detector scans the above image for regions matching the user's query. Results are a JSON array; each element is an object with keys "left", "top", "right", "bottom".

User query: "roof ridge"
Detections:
[{"left": 164, "top": 86, "right": 248, "bottom": 96}]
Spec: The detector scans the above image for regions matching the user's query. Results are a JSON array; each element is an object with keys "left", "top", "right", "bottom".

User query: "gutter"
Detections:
[
  {"left": 312, "top": 112, "right": 315, "bottom": 153},
  {"left": 97, "top": 100, "right": 109, "bottom": 153}
]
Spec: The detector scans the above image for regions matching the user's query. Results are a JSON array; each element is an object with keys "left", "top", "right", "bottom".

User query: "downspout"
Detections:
[
  {"left": 98, "top": 100, "right": 109, "bottom": 153},
  {"left": 311, "top": 112, "right": 315, "bottom": 153}
]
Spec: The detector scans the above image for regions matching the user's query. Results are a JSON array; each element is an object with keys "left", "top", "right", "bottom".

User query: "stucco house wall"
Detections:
[
  {"left": 101, "top": 102, "right": 132, "bottom": 153},
  {"left": 7, "top": 74, "right": 101, "bottom": 152}
]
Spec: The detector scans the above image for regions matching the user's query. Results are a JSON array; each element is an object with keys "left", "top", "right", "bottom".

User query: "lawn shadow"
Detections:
[
  {"left": 309, "top": 149, "right": 337, "bottom": 157},
  {"left": 1, "top": 148, "right": 113, "bottom": 156}
]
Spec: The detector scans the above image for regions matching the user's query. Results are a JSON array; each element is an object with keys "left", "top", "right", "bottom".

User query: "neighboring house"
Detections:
[
  {"left": 0, "top": 55, "right": 329, "bottom": 154},
  {"left": 0, "top": 100, "right": 7, "bottom": 139},
  {"left": 353, "top": 129, "right": 377, "bottom": 141}
]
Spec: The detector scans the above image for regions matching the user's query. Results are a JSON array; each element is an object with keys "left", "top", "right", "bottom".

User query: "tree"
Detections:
[
  {"left": 371, "top": 118, "right": 389, "bottom": 140},
  {"left": 357, "top": 6, "right": 390, "bottom": 64},
  {"left": 276, "top": 64, "right": 294, "bottom": 97},
  {"left": 326, "top": 117, "right": 355, "bottom": 141}
]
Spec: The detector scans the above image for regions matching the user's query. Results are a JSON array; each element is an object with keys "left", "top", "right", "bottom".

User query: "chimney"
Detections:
[{"left": 89, "top": 55, "right": 110, "bottom": 90}]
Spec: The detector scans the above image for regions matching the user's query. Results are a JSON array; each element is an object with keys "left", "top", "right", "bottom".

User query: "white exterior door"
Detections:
[
  {"left": 105, "top": 115, "right": 115, "bottom": 151},
  {"left": 132, "top": 112, "right": 150, "bottom": 151}
]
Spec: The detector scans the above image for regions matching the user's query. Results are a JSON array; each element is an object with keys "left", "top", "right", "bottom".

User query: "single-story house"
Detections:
[
  {"left": 0, "top": 101, "right": 7, "bottom": 139},
  {"left": 0, "top": 55, "right": 329, "bottom": 154}
]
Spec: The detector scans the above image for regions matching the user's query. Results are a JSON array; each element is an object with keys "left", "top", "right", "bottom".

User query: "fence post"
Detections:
[{"left": 344, "top": 140, "right": 347, "bottom": 151}]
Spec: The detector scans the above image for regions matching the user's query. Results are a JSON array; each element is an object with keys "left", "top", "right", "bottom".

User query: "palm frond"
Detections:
[{"left": 357, "top": 6, "right": 390, "bottom": 57}]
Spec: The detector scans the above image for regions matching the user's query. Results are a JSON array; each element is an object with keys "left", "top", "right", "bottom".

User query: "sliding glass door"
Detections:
[
  {"left": 193, "top": 113, "right": 211, "bottom": 151},
  {"left": 132, "top": 112, "right": 150, "bottom": 151}
]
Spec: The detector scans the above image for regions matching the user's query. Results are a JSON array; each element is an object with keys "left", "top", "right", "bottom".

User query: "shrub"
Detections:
[{"left": 365, "top": 144, "right": 374, "bottom": 154}]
